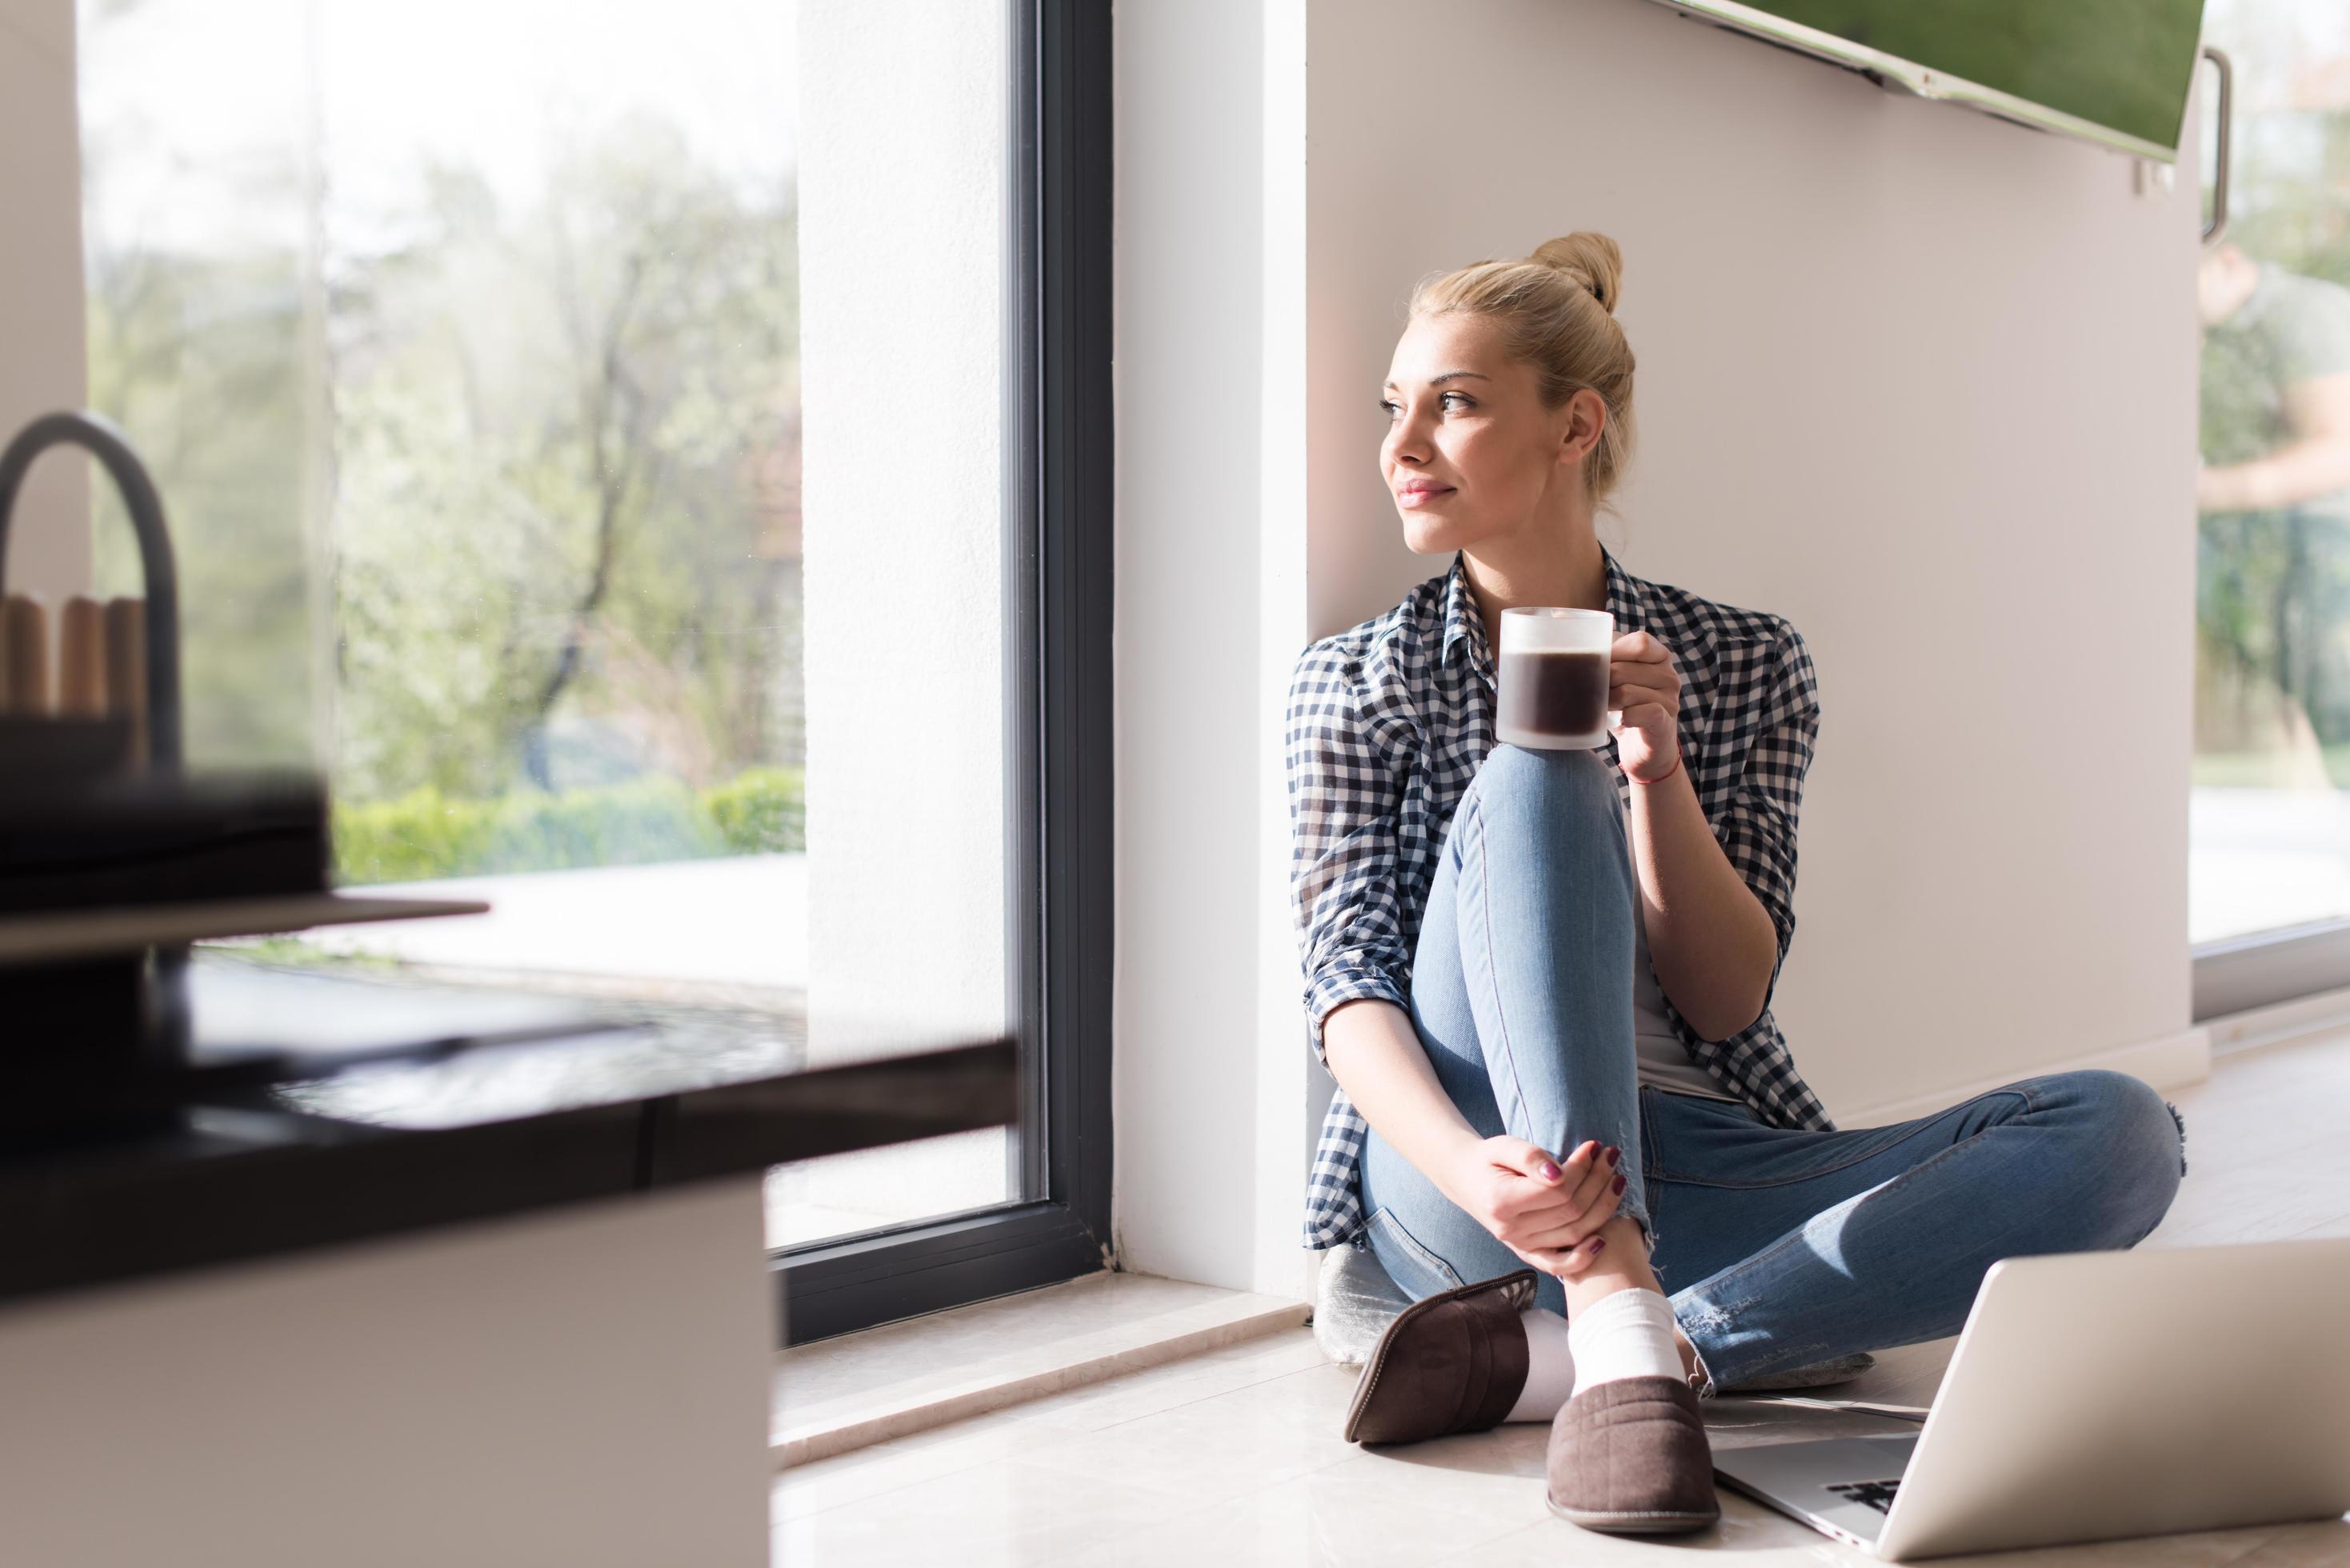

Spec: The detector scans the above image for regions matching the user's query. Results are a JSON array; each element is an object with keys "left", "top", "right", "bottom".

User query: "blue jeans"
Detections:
[{"left": 1355, "top": 743, "right": 2188, "bottom": 1396}]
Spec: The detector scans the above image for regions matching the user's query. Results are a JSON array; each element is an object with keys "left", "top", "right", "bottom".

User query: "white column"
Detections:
[{"left": 1113, "top": 0, "right": 1322, "bottom": 1298}]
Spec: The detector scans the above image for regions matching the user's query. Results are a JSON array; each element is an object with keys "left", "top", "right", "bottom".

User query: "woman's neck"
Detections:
[{"left": 1462, "top": 529, "right": 1608, "bottom": 658}]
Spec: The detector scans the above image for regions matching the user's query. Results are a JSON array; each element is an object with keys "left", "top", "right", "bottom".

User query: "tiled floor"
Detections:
[{"left": 773, "top": 1030, "right": 2350, "bottom": 1565}]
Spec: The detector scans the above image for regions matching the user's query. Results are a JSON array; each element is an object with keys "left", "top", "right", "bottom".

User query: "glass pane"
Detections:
[
  {"left": 75, "top": 0, "right": 1014, "bottom": 1249},
  {"left": 2192, "top": 1, "right": 2350, "bottom": 944}
]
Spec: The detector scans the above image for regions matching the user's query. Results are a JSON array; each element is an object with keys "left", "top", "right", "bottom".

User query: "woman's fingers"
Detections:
[
  {"left": 1569, "top": 1140, "right": 1618, "bottom": 1215},
  {"left": 1520, "top": 1148, "right": 1627, "bottom": 1265},
  {"left": 1494, "top": 1139, "right": 1625, "bottom": 1258},
  {"left": 1494, "top": 1138, "right": 1596, "bottom": 1224},
  {"left": 1519, "top": 1158, "right": 1623, "bottom": 1251},
  {"left": 1513, "top": 1228, "right": 1610, "bottom": 1279},
  {"left": 1520, "top": 1187, "right": 1623, "bottom": 1257},
  {"left": 1611, "top": 666, "right": 1675, "bottom": 698},
  {"left": 1607, "top": 696, "right": 1673, "bottom": 725},
  {"left": 1555, "top": 1231, "right": 1615, "bottom": 1275},
  {"left": 1511, "top": 1242, "right": 1579, "bottom": 1276}
]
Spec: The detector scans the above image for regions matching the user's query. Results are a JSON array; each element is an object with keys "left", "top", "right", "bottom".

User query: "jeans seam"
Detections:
[
  {"left": 1696, "top": 1105, "right": 2043, "bottom": 1325},
  {"left": 1368, "top": 1205, "right": 1467, "bottom": 1293},
  {"left": 1651, "top": 1090, "right": 2032, "bottom": 1190},
  {"left": 1636, "top": 1085, "right": 1663, "bottom": 1260},
  {"left": 1465, "top": 791, "right": 1537, "bottom": 1146}
]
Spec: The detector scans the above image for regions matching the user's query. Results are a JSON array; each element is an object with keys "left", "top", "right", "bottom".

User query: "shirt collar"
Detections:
[{"left": 1440, "top": 546, "right": 1647, "bottom": 682}]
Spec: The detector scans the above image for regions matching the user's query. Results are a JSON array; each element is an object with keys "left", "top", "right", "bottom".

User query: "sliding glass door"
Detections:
[
  {"left": 2192, "top": 0, "right": 2350, "bottom": 1015},
  {"left": 74, "top": 0, "right": 1112, "bottom": 1342}
]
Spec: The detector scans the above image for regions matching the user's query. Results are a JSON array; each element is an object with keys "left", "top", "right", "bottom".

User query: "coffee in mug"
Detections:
[{"left": 1495, "top": 606, "right": 1614, "bottom": 749}]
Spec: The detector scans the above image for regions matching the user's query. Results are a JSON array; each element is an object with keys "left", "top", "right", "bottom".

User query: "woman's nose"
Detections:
[{"left": 1386, "top": 418, "right": 1429, "bottom": 464}]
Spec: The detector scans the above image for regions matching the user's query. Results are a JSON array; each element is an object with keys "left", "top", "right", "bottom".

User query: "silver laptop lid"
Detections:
[{"left": 1878, "top": 1237, "right": 2350, "bottom": 1561}]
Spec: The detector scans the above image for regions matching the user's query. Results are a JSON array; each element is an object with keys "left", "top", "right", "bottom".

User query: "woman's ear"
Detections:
[{"left": 1559, "top": 390, "right": 1603, "bottom": 466}]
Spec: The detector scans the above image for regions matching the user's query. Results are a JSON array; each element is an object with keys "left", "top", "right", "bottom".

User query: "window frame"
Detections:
[
  {"left": 2192, "top": 921, "right": 2350, "bottom": 1024},
  {"left": 771, "top": 0, "right": 1113, "bottom": 1346}
]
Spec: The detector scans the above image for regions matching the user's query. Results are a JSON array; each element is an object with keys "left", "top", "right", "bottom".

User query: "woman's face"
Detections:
[{"left": 1379, "top": 311, "right": 1600, "bottom": 555}]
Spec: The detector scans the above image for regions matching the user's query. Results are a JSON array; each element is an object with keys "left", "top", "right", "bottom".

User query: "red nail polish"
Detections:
[
  {"left": 1612, "top": 1173, "right": 1626, "bottom": 1194},
  {"left": 1539, "top": 1161, "right": 1562, "bottom": 1182},
  {"left": 1604, "top": 1146, "right": 1620, "bottom": 1168},
  {"left": 1587, "top": 1238, "right": 1607, "bottom": 1255}
]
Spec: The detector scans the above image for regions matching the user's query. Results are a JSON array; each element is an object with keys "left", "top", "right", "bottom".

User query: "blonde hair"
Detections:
[{"left": 1408, "top": 232, "right": 1638, "bottom": 519}]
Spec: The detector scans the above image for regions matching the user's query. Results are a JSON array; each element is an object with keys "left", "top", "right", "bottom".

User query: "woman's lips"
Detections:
[{"left": 1399, "top": 486, "right": 1454, "bottom": 507}]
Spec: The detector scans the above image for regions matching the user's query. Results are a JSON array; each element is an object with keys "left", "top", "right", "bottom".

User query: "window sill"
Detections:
[{"left": 772, "top": 1271, "right": 1307, "bottom": 1466}]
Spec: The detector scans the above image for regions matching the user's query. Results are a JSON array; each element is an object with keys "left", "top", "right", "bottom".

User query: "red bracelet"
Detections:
[{"left": 1627, "top": 754, "right": 1683, "bottom": 786}]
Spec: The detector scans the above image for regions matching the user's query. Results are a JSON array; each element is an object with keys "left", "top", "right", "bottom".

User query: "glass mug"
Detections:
[{"left": 1495, "top": 606, "right": 1615, "bottom": 749}]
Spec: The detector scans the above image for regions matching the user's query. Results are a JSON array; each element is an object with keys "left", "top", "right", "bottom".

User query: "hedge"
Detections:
[{"left": 333, "top": 766, "right": 806, "bottom": 884}]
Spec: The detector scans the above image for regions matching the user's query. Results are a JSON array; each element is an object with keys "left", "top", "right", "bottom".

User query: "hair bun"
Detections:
[{"left": 1529, "top": 232, "right": 1623, "bottom": 316}]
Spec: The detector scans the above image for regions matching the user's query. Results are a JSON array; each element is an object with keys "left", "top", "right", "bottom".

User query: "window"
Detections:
[
  {"left": 2190, "top": 1, "right": 2350, "bottom": 1018},
  {"left": 74, "top": 0, "right": 1111, "bottom": 1341}
]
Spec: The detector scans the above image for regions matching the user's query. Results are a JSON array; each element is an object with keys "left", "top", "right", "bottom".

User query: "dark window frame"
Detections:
[{"left": 772, "top": 0, "right": 1114, "bottom": 1346}]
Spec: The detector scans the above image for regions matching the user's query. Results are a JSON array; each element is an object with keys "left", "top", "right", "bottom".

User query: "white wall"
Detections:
[
  {"left": 1302, "top": 0, "right": 2205, "bottom": 1119},
  {"left": 1113, "top": 0, "right": 2208, "bottom": 1295},
  {"left": 0, "top": 0, "right": 91, "bottom": 599}
]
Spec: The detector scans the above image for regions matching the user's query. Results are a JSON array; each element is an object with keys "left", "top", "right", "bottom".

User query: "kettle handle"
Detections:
[{"left": 0, "top": 410, "right": 182, "bottom": 770}]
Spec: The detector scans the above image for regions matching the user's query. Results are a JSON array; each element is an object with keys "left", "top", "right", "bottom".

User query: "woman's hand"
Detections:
[
  {"left": 1607, "top": 630, "right": 1681, "bottom": 783},
  {"left": 1443, "top": 1135, "right": 1624, "bottom": 1279}
]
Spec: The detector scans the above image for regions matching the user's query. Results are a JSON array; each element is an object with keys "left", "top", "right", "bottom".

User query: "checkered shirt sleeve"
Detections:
[
  {"left": 1285, "top": 640, "right": 1413, "bottom": 1063},
  {"left": 1709, "top": 623, "right": 1821, "bottom": 994}
]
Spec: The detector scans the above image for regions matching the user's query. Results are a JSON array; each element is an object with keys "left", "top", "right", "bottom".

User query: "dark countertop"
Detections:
[{"left": 0, "top": 966, "right": 1018, "bottom": 1309}]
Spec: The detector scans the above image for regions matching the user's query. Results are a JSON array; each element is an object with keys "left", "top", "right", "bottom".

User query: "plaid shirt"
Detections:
[{"left": 1287, "top": 547, "right": 1837, "bottom": 1249}]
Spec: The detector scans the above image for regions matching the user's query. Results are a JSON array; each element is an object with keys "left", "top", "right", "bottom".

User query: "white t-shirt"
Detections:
[{"left": 1622, "top": 790, "right": 1742, "bottom": 1102}]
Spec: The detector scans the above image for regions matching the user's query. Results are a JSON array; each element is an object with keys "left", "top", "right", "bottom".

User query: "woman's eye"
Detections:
[{"left": 1378, "top": 393, "right": 1472, "bottom": 417}]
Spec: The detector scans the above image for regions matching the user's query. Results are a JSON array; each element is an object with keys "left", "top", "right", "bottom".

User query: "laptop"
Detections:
[{"left": 1707, "top": 1237, "right": 2350, "bottom": 1561}]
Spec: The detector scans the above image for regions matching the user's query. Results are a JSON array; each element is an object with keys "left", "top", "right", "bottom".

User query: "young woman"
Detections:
[{"left": 1284, "top": 232, "right": 2189, "bottom": 1535}]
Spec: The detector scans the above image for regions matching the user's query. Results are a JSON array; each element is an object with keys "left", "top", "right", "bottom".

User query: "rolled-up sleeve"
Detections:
[
  {"left": 1286, "top": 642, "right": 1413, "bottom": 1064},
  {"left": 1711, "top": 623, "right": 1821, "bottom": 1002}
]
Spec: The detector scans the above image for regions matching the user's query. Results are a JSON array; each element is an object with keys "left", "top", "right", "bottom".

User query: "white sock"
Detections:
[
  {"left": 1566, "top": 1286, "right": 1684, "bottom": 1398},
  {"left": 1503, "top": 1308, "right": 1576, "bottom": 1422}
]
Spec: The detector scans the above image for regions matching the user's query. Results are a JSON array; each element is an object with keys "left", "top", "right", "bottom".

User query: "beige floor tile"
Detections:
[
  {"left": 2225, "top": 1519, "right": 2350, "bottom": 1566},
  {"left": 1439, "top": 1505, "right": 1860, "bottom": 1566},
  {"left": 1304, "top": 1432, "right": 1555, "bottom": 1528},
  {"left": 1892, "top": 1520, "right": 2292, "bottom": 1566},
  {"left": 771, "top": 1409, "right": 1046, "bottom": 1519},
  {"left": 1446, "top": 1500, "right": 2300, "bottom": 1565},
  {"left": 774, "top": 1458, "right": 1195, "bottom": 1566},
  {"left": 1039, "top": 1465, "right": 1531, "bottom": 1567},
  {"left": 1007, "top": 1382, "right": 1364, "bottom": 1506}
]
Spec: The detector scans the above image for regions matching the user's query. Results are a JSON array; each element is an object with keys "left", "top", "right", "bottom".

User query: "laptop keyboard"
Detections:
[{"left": 1824, "top": 1477, "right": 1904, "bottom": 1514}]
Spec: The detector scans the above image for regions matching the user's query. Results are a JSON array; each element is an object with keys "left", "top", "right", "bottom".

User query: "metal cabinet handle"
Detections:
[{"left": 2202, "top": 44, "right": 2233, "bottom": 246}]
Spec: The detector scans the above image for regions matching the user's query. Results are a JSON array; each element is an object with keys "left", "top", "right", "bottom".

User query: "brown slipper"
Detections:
[
  {"left": 1342, "top": 1269, "right": 1539, "bottom": 1445},
  {"left": 1543, "top": 1374, "right": 1721, "bottom": 1534}
]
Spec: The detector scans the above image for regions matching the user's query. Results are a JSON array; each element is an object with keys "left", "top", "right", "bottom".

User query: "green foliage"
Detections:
[
  {"left": 78, "top": 37, "right": 804, "bottom": 804},
  {"left": 702, "top": 766, "right": 809, "bottom": 856},
  {"left": 333, "top": 766, "right": 804, "bottom": 884},
  {"left": 2192, "top": 746, "right": 2350, "bottom": 790}
]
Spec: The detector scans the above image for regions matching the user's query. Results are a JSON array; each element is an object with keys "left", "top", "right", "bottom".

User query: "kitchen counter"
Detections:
[
  {"left": 0, "top": 1012, "right": 1016, "bottom": 1306},
  {"left": 0, "top": 957, "right": 1020, "bottom": 1567}
]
